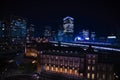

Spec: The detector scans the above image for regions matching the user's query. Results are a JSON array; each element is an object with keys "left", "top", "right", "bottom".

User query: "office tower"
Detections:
[
  {"left": 63, "top": 16, "right": 74, "bottom": 42},
  {"left": 26, "top": 24, "right": 35, "bottom": 43},
  {"left": 10, "top": 16, "right": 27, "bottom": 44},
  {"left": 57, "top": 29, "right": 63, "bottom": 42},
  {"left": 25, "top": 24, "right": 37, "bottom": 58}
]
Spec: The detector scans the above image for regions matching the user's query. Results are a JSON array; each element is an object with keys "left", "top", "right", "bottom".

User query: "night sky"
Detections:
[{"left": 0, "top": 0, "right": 120, "bottom": 37}]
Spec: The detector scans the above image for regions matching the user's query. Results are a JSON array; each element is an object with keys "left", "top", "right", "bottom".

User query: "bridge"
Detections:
[{"left": 49, "top": 41, "right": 120, "bottom": 52}]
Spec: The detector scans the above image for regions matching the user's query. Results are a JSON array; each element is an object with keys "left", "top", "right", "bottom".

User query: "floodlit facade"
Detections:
[{"left": 37, "top": 43, "right": 114, "bottom": 80}]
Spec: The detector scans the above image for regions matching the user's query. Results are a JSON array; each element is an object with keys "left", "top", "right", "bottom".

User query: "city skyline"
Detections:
[
  {"left": 0, "top": 0, "right": 120, "bottom": 37},
  {"left": 0, "top": 1, "right": 120, "bottom": 80}
]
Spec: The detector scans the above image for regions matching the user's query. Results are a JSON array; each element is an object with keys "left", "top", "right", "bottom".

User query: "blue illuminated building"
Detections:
[
  {"left": 63, "top": 16, "right": 74, "bottom": 42},
  {"left": 74, "top": 29, "right": 90, "bottom": 42},
  {"left": 57, "top": 29, "right": 63, "bottom": 42},
  {"left": 10, "top": 17, "right": 27, "bottom": 44},
  {"left": 74, "top": 36, "right": 83, "bottom": 41}
]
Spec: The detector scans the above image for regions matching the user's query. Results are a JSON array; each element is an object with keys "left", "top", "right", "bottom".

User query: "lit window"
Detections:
[
  {"left": 88, "top": 60, "right": 91, "bottom": 64},
  {"left": 65, "top": 68, "right": 67, "bottom": 73},
  {"left": 70, "top": 69, "right": 72, "bottom": 74},
  {"left": 60, "top": 68, "right": 62, "bottom": 72},
  {"left": 92, "top": 74, "right": 95, "bottom": 79},
  {"left": 103, "top": 74, "right": 105, "bottom": 79},
  {"left": 53, "top": 50, "right": 55, "bottom": 52},
  {"left": 56, "top": 56, "right": 58, "bottom": 59},
  {"left": 70, "top": 51, "right": 73, "bottom": 53},
  {"left": 93, "top": 55, "right": 95, "bottom": 58},
  {"left": 66, "top": 51, "right": 68, "bottom": 53},
  {"left": 97, "top": 73, "right": 99, "bottom": 78},
  {"left": 80, "top": 73, "right": 83, "bottom": 77},
  {"left": 87, "top": 73, "right": 90, "bottom": 78},
  {"left": 51, "top": 67, "right": 53, "bottom": 71},
  {"left": 92, "top": 60, "right": 95, "bottom": 64},
  {"left": 46, "top": 66, "right": 49, "bottom": 71},
  {"left": 57, "top": 50, "right": 59, "bottom": 52},
  {"left": 2, "top": 28, "right": 4, "bottom": 30},
  {"left": 92, "top": 66, "right": 95, "bottom": 71},
  {"left": 75, "top": 70, "right": 77, "bottom": 75},
  {"left": 55, "top": 67, "right": 58, "bottom": 72},
  {"left": 88, "top": 66, "right": 91, "bottom": 70}
]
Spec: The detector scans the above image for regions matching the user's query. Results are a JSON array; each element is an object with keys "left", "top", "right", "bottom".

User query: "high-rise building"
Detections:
[
  {"left": 0, "top": 16, "right": 27, "bottom": 54},
  {"left": 26, "top": 24, "right": 35, "bottom": 43},
  {"left": 0, "top": 20, "right": 16, "bottom": 53},
  {"left": 57, "top": 30, "right": 63, "bottom": 42},
  {"left": 0, "top": 20, "right": 11, "bottom": 43},
  {"left": 10, "top": 16, "right": 27, "bottom": 44},
  {"left": 25, "top": 24, "right": 37, "bottom": 58},
  {"left": 63, "top": 16, "right": 74, "bottom": 42}
]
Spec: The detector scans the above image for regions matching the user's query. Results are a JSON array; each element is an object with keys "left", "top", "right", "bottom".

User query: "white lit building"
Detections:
[{"left": 63, "top": 16, "right": 74, "bottom": 42}]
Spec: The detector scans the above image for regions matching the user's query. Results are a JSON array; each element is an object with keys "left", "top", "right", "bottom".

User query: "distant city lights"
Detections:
[
  {"left": 74, "top": 36, "right": 83, "bottom": 41},
  {"left": 107, "top": 36, "right": 116, "bottom": 39}
]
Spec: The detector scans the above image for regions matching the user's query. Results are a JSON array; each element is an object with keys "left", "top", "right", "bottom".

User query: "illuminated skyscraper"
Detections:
[
  {"left": 25, "top": 24, "right": 37, "bottom": 58},
  {"left": 10, "top": 16, "right": 27, "bottom": 44},
  {"left": 63, "top": 16, "right": 74, "bottom": 33},
  {"left": 63, "top": 16, "right": 74, "bottom": 42}
]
